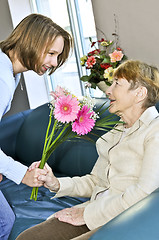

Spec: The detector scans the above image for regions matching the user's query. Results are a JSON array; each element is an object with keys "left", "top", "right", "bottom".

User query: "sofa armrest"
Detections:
[{"left": 89, "top": 188, "right": 159, "bottom": 240}]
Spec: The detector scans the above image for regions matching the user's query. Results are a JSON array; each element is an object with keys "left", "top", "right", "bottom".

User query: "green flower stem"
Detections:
[
  {"left": 44, "top": 119, "right": 58, "bottom": 155},
  {"left": 41, "top": 107, "right": 53, "bottom": 158},
  {"left": 30, "top": 114, "right": 70, "bottom": 200},
  {"left": 49, "top": 123, "right": 69, "bottom": 149},
  {"left": 30, "top": 109, "right": 57, "bottom": 201},
  {"left": 44, "top": 124, "right": 71, "bottom": 162}
]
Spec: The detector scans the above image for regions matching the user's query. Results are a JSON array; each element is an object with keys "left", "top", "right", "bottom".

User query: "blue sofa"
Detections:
[{"left": 0, "top": 99, "right": 159, "bottom": 240}]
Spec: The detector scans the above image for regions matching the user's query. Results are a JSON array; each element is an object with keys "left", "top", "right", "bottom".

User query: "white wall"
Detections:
[
  {"left": 8, "top": 0, "right": 32, "bottom": 27},
  {"left": 0, "top": 0, "right": 13, "bottom": 41},
  {"left": 92, "top": 0, "right": 159, "bottom": 67}
]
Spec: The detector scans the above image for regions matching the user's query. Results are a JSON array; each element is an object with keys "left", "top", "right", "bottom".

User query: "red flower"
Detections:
[
  {"left": 117, "top": 47, "right": 122, "bottom": 51},
  {"left": 86, "top": 56, "right": 96, "bottom": 68},
  {"left": 88, "top": 49, "right": 100, "bottom": 56},
  {"left": 91, "top": 41, "right": 96, "bottom": 48},
  {"left": 98, "top": 38, "right": 105, "bottom": 43},
  {"left": 100, "top": 63, "right": 112, "bottom": 69}
]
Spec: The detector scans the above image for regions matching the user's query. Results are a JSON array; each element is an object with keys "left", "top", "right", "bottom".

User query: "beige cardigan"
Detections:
[{"left": 54, "top": 106, "right": 159, "bottom": 230}]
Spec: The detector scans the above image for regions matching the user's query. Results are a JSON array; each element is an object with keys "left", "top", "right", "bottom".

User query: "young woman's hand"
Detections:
[
  {"left": 22, "top": 168, "right": 47, "bottom": 187},
  {"left": 28, "top": 161, "right": 41, "bottom": 171},
  {"left": 28, "top": 161, "right": 48, "bottom": 172}
]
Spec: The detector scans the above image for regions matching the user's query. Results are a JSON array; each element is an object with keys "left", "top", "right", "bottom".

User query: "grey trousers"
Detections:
[{"left": 16, "top": 218, "right": 101, "bottom": 240}]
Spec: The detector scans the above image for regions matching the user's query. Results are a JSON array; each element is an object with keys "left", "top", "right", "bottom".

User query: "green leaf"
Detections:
[
  {"left": 80, "top": 75, "right": 90, "bottom": 82},
  {"left": 102, "top": 57, "right": 110, "bottom": 63}
]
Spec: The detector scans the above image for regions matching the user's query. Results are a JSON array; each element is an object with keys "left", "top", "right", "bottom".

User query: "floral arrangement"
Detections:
[
  {"left": 80, "top": 37, "right": 127, "bottom": 89},
  {"left": 30, "top": 86, "right": 121, "bottom": 201}
]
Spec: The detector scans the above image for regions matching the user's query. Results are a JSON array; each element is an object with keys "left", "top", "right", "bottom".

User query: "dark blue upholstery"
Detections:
[{"left": 0, "top": 110, "right": 31, "bottom": 159}]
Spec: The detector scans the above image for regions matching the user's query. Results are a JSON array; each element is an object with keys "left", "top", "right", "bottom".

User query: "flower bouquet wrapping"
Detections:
[
  {"left": 80, "top": 37, "right": 127, "bottom": 89},
  {"left": 30, "top": 86, "right": 121, "bottom": 201}
]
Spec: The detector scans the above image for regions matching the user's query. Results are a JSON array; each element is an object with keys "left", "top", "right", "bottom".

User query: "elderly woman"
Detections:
[{"left": 17, "top": 60, "right": 159, "bottom": 240}]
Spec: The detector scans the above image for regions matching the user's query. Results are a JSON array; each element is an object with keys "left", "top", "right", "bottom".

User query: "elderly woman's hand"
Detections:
[
  {"left": 54, "top": 207, "right": 85, "bottom": 226},
  {"left": 37, "top": 163, "right": 60, "bottom": 192},
  {"left": 28, "top": 162, "right": 60, "bottom": 192}
]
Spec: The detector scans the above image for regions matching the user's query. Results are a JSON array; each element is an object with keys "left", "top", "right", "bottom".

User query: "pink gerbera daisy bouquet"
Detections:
[
  {"left": 30, "top": 86, "right": 120, "bottom": 200},
  {"left": 80, "top": 37, "right": 127, "bottom": 89}
]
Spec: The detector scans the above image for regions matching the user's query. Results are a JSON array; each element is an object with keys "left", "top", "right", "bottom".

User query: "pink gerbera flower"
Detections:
[
  {"left": 54, "top": 95, "right": 80, "bottom": 123},
  {"left": 72, "top": 105, "right": 95, "bottom": 135},
  {"left": 86, "top": 56, "right": 96, "bottom": 68},
  {"left": 109, "top": 50, "right": 124, "bottom": 63}
]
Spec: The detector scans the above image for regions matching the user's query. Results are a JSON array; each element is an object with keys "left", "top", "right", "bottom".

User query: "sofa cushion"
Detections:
[
  {"left": 15, "top": 104, "right": 50, "bottom": 166},
  {"left": 0, "top": 110, "right": 31, "bottom": 159}
]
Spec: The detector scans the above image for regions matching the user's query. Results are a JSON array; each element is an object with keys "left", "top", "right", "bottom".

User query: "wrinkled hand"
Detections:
[
  {"left": 0, "top": 174, "right": 3, "bottom": 182},
  {"left": 22, "top": 168, "right": 47, "bottom": 187},
  {"left": 37, "top": 163, "right": 60, "bottom": 192},
  {"left": 28, "top": 162, "right": 60, "bottom": 192},
  {"left": 54, "top": 207, "right": 85, "bottom": 226}
]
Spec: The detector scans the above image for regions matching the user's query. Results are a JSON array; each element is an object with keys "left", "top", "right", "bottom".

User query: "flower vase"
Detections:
[{"left": 97, "top": 81, "right": 108, "bottom": 93}]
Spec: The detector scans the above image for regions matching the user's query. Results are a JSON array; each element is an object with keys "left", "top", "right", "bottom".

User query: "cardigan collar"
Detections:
[{"left": 112, "top": 106, "right": 159, "bottom": 145}]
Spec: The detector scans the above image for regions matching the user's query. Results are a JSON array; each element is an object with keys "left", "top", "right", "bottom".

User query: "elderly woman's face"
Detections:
[{"left": 106, "top": 78, "right": 138, "bottom": 115}]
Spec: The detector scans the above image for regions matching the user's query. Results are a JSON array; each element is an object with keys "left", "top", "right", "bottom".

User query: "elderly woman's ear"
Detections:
[{"left": 135, "top": 86, "right": 148, "bottom": 103}]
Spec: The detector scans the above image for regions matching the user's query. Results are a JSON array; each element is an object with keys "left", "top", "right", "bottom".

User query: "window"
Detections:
[{"left": 30, "top": 0, "right": 103, "bottom": 98}]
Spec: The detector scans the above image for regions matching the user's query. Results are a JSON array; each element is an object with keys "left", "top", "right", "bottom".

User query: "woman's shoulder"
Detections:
[
  {"left": 0, "top": 49, "right": 11, "bottom": 64},
  {"left": 140, "top": 106, "right": 159, "bottom": 126},
  {"left": 0, "top": 50, "right": 13, "bottom": 82},
  {"left": 143, "top": 108, "right": 159, "bottom": 140}
]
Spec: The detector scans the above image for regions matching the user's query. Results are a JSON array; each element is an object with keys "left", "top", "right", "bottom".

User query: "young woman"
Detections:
[
  {"left": 0, "top": 13, "right": 73, "bottom": 240},
  {"left": 17, "top": 60, "right": 159, "bottom": 240}
]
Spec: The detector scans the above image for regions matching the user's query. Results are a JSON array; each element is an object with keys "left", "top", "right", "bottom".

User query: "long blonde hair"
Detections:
[{"left": 0, "top": 13, "right": 73, "bottom": 74}]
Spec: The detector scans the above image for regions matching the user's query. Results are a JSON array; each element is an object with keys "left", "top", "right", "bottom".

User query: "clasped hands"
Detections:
[
  {"left": 0, "top": 162, "right": 85, "bottom": 226},
  {"left": 26, "top": 161, "right": 86, "bottom": 226}
]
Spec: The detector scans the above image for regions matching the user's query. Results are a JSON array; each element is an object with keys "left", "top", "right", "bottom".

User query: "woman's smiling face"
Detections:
[
  {"left": 37, "top": 36, "right": 64, "bottom": 75},
  {"left": 106, "top": 78, "right": 138, "bottom": 116}
]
